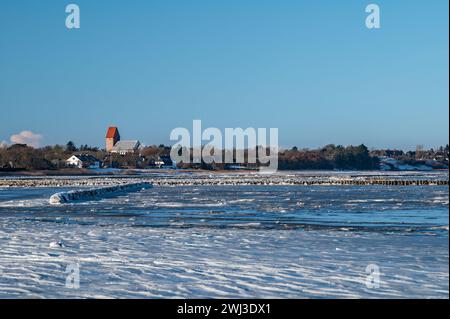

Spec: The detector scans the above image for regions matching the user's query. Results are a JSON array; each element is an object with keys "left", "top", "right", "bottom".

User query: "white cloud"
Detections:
[
  {"left": 10, "top": 131, "right": 43, "bottom": 148},
  {"left": 0, "top": 141, "right": 8, "bottom": 149}
]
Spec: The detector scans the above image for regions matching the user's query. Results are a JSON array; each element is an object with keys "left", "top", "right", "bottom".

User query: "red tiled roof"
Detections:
[{"left": 106, "top": 127, "right": 119, "bottom": 138}]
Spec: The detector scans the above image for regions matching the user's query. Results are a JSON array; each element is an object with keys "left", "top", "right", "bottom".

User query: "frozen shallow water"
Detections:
[{"left": 0, "top": 177, "right": 448, "bottom": 298}]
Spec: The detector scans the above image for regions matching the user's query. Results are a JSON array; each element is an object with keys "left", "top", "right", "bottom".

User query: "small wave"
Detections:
[
  {"left": 229, "top": 222, "right": 262, "bottom": 228},
  {"left": 0, "top": 199, "right": 48, "bottom": 208},
  {"left": 429, "top": 225, "right": 449, "bottom": 231},
  {"left": 227, "top": 199, "right": 255, "bottom": 204},
  {"left": 155, "top": 202, "right": 225, "bottom": 208}
]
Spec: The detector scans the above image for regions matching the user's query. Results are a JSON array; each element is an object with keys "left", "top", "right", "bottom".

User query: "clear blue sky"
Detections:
[{"left": 0, "top": 0, "right": 448, "bottom": 150}]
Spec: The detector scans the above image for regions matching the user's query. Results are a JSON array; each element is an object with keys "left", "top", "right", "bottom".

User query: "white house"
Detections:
[
  {"left": 66, "top": 154, "right": 101, "bottom": 169},
  {"left": 147, "top": 155, "right": 174, "bottom": 168}
]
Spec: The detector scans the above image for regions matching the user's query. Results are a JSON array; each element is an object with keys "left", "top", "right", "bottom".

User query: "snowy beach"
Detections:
[{"left": 0, "top": 171, "right": 448, "bottom": 298}]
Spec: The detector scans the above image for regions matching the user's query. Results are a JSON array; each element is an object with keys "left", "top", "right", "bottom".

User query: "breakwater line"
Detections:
[
  {"left": 49, "top": 182, "right": 152, "bottom": 204},
  {"left": 0, "top": 177, "right": 447, "bottom": 188},
  {"left": 148, "top": 178, "right": 448, "bottom": 186}
]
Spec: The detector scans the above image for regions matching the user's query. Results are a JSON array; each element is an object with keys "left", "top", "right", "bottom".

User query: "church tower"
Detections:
[{"left": 106, "top": 126, "right": 120, "bottom": 152}]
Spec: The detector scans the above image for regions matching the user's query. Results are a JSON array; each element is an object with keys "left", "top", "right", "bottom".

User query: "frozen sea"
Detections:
[{"left": 0, "top": 172, "right": 448, "bottom": 298}]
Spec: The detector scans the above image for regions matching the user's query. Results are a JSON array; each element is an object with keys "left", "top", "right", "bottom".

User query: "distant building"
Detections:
[
  {"left": 147, "top": 155, "right": 173, "bottom": 168},
  {"left": 105, "top": 126, "right": 141, "bottom": 154},
  {"left": 106, "top": 127, "right": 120, "bottom": 152},
  {"left": 66, "top": 154, "right": 100, "bottom": 169},
  {"left": 111, "top": 140, "right": 141, "bottom": 155}
]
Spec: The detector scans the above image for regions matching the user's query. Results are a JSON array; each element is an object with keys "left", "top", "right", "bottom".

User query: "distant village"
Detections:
[
  {"left": 0, "top": 126, "right": 174, "bottom": 172},
  {"left": 0, "top": 126, "right": 448, "bottom": 172},
  {"left": 65, "top": 126, "right": 175, "bottom": 170}
]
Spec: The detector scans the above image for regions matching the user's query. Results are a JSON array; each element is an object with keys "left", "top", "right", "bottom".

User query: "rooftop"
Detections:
[
  {"left": 69, "top": 154, "right": 100, "bottom": 162},
  {"left": 106, "top": 127, "right": 120, "bottom": 139},
  {"left": 111, "top": 140, "right": 141, "bottom": 152}
]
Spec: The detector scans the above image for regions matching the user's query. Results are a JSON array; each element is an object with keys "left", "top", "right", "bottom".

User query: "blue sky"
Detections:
[{"left": 0, "top": 0, "right": 448, "bottom": 150}]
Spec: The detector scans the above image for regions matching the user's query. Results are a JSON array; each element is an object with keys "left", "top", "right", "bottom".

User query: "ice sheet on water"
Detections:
[
  {"left": 0, "top": 184, "right": 448, "bottom": 232},
  {"left": 0, "top": 175, "right": 448, "bottom": 298}
]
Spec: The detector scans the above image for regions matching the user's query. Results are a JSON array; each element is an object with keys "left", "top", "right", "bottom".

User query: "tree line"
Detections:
[{"left": 1, "top": 141, "right": 448, "bottom": 171}]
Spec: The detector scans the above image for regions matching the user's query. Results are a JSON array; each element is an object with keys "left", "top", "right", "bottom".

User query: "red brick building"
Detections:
[{"left": 106, "top": 126, "right": 120, "bottom": 152}]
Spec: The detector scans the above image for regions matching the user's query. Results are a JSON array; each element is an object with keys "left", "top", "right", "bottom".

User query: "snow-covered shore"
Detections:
[
  {"left": 0, "top": 222, "right": 447, "bottom": 298},
  {"left": 0, "top": 172, "right": 447, "bottom": 298}
]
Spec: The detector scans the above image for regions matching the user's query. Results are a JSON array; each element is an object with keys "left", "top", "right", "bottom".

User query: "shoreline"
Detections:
[
  {"left": 1, "top": 168, "right": 449, "bottom": 177},
  {"left": 0, "top": 174, "right": 448, "bottom": 188}
]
